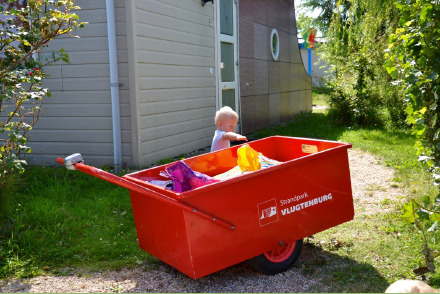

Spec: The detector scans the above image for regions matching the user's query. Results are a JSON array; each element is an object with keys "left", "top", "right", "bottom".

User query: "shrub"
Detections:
[{"left": 0, "top": 0, "right": 85, "bottom": 190}]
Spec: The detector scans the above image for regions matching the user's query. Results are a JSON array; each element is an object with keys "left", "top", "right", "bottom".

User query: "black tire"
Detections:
[{"left": 248, "top": 239, "right": 303, "bottom": 275}]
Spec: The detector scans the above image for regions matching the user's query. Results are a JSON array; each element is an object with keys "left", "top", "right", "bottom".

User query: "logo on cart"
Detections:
[{"left": 258, "top": 199, "right": 279, "bottom": 227}]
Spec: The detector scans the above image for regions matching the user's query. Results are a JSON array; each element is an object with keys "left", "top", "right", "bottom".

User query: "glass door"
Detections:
[{"left": 216, "top": 0, "right": 239, "bottom": 114}]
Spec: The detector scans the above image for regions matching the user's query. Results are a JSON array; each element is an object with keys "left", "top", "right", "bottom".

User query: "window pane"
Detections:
[
  {"left": 220, "top": 0, "right": 233, "bottom": 36},
  {"left": 222, "top": 89, "right": 235, "bottom": 109},
  {"left": 221, "top": 42, "right": 234, "bottom": 82}
]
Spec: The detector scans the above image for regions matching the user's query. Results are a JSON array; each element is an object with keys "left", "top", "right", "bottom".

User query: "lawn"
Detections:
[{"left": 1, "top": 96, "right": 439, "bottom": 292}]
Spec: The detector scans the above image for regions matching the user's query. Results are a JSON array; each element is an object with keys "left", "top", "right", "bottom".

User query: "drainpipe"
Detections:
[{"left": 106, "top": 0, "right": 122, "bottom": 172}]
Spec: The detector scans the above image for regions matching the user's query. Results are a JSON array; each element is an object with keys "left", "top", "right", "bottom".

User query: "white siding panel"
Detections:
[
  {"left": 25, "top": 142, "right": 131, "bottom": 160},
  {"left": 58, "top": 63, "right": 129, "bottom": 79},
  {"left": 43, "top": 36, "right": 127, "bottom": 52},
  {"left": 40, "top": 50, "right": 129, "bottom": 65},
  {"left": 137, "top": 38, "right": 213, "bottom": 58},
  {"left": 138, "top": 50, "right": 214, "bottom": 67},
  {"left": 61, "top": 77, "right": 128, "bottom": 91},
  {"left": 74, "top": 0, "right": 125, "bottom": 10},
  {"left": 140, "top": 128, "right": 214, "bottom": 166},
  {"left": 41, "top": 104, "right": 131, "bottom": 117},
  {"left": 140, "top": 97, "right": 214, "bottom": 116},
  {"left": 133, "top": 0, "right": 216, "bottom": 165},
  {"left": 42, "top": 90, "right": 129, "bottom": 104},
  {"left": 136, "top": 8, "right": 212, "bottom": 37},
  {"left": 77, "top": 8, "right": 126, "bottom": 24},
  {"left": 36, "top": 117, "right": 130, "bottom": 130},
  {"left": 141, "top": 126, "right": 213, "bottom": 151},
  {"left": 139, "top": 76, "right": 214, "bottom": 90},
  {"left": 139, "top": 88, "right": 215, "bottom": 103},
  {"left": 140, "top": 107, "right": 213, "bottom": 130},
  {"left": 141, "top": 137, "right": 212, "bottom": 167},
  {"left": 139, "top": 64, "right": 212, "bottom": 77},
  {"left": 27, "top": 0, "right": 132, "bottom": 167},
  {"left": 29, "top": 130, "right": 114, "bottom": 143},
  {"left": 136, "top": 22, "right": 213, "bottom": 47},
  {"left": 137, "top": 0, "right": 211, "bottom": 27},
  {"left": 74, "top": 22, "right": 127, "bottom": 38},
  {"left": 41, "top": 79, "right": 63, "bottom": 91},
  {"left": 141, "top": 117, "right": 213, "bottom": 141}
]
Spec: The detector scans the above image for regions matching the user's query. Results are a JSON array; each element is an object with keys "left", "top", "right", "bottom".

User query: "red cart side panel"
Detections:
[
  {"left": 128, "top": 191, "right": 195, "bottom": 276},
  {"left": 180, "top": 146, "right": 353, "bottom": 278},
  {"left": 124, "top": 136, "right": 354, "bottom": 279}
]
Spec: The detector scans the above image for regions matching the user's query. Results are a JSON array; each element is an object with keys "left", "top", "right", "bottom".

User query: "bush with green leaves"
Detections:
[
  {"left": 0, "top": 0, "right": 84, "bottom": 189},
  {"left": 319, "top": 0, "right": 405, "bottom": 126},
  {"left": 386, "top": 0, "right": 440, "bottom": 187},
  {"left": 385, "top": 0, "right": 440, "bottom": 274}
]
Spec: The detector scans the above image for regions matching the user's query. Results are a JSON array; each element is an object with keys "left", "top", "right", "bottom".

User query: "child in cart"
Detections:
[{"left": 211, "top": 106, "right": 247, "bottom": 152}]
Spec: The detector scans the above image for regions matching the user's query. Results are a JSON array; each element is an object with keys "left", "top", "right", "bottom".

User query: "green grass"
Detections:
[
  {"left": 1, "top": 92, "right": 440, "bottom": 291},
  {"left": 312, "top": 90, "right": 330, "bottom": 107},
  {"left": 250, "top": 102, "right": 440, "bottom": 291},
  {"left": 0, "top": 167, "right": 151, "bottom": 278}
]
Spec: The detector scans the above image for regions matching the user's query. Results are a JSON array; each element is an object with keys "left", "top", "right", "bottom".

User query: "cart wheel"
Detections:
[{"left": 248, "top": 239, "right": 303, "bottom": 275}]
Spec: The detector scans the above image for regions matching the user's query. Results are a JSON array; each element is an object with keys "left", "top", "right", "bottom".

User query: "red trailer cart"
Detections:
[{"left": 57, "top": 136, "right": 354, "bottom": 279}]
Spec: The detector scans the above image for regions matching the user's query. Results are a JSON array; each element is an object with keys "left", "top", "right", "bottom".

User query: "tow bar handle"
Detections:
[{"left": 57, "top": 155, "right": 235, "bottom": 231}]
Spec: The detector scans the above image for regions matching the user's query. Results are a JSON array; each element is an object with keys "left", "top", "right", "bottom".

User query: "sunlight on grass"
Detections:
[{"left": 0, "top": 167, "right": 150, "bottom": 278}]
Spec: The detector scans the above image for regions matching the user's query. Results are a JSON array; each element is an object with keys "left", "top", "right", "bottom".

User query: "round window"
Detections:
[{"left": 270, "top": 29, "right": 280, "bottom": 61}]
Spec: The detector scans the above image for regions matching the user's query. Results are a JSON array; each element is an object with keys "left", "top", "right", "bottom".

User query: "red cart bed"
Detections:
[{"left": 58, "top": 136, "right": 354, "bottom": 279}]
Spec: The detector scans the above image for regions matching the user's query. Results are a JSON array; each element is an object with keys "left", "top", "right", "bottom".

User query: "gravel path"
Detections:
[{"left": 1, "top": 149, "right": 406, "bottom": 293}]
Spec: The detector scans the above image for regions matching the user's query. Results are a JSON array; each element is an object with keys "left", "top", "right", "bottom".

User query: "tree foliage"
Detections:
[
  {"left": 385, "top": 0, "right": 440, "bottom": 273},
  {"left": 320, "top": 0, "right": 405, "bottom": 125},
  {"left": 297, "top": 0, "right": 350, "bottom": 35},
  {"left": 319, "top": 0, "right": 405, "bottom": 126},
  {"left": 299, "top": 0, "right": 440, "bottom": 275},
  {"left": 0, "top": 0, "right": 85, "bottom": 189},
  {"left": 385, "top": 0, "right": 440, "bottom": 186}
]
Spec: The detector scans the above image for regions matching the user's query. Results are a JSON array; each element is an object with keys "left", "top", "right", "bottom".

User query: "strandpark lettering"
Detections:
[
  {"left": 279, "top": 192, "right": 308, "bottom": 206},
  {"left": 281, "top": 193, "right": 333, "bottom": 215}
]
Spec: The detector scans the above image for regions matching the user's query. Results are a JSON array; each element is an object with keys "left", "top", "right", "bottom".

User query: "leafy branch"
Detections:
[
  {"left": 402, "top": 197, "right": 440, "bottom": 275},
  {"left": 0, "top": 0, "right": 85, "bottom": 188}
]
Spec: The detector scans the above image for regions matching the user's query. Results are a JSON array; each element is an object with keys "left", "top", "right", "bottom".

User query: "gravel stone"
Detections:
[{"left": 1, "top": 149, "right": 406, "bottom": 293}]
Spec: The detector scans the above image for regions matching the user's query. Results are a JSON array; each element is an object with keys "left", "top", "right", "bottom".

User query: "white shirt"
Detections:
[{"left": 211, "top": 130, "right": 230, "bottom": 152}]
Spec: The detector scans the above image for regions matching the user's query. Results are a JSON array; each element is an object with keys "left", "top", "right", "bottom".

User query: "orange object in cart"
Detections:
[{"left": 57, "top": 136, "right": 354, "bottom": 279}]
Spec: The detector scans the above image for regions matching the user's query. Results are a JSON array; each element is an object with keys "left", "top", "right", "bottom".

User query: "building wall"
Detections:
[
  {"left": 238, "top": 0, "right": 312, "bottom": 134},
  {"left": 129, "top": 0, "right": 217, "bottom": 167},
  {"left": 20, "top": 0, "right": 312, "bottom": 168},
  {"left": 300, "top": 47, "right": 329, "bottom": 87},
  {"left": 25, "top": 0, "right": 131, "bottom": 167}
]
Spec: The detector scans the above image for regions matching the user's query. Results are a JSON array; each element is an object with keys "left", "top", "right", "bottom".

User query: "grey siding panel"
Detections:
[
  {"left": 139, "top": 88, "right": 214, "bottom": 103},
  {"left": 27, "top": 0, "right": 132, "bottom": 167},
  {"left": 139, "top": 97, "right": 214, "bottom": 116},
  {"left": 138, "top": 50, "right": 214, "bottom": 66},
  {"left": 42, "top": 90, "right": 129, "bottom": 104},
  {"left": 134, "top": 0, "right": 216, "bottom": 167}
]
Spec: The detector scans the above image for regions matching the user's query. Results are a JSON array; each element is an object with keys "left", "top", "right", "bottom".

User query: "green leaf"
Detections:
[
  {"left": 415, "top": 218, "right": 424, "bottom": 229},
  {"left": 427, "top": 220, "right": 438, "bottom": 232},
  {"left": 428, "top": 71, "right": 438, "bottom": 81},
  {"left": 401, "top": 202, "right": 416, "bottom": 223},
  {"left": 417, "top": 208, "right": 430, "bottom": 221},
  {"left": 419, "top": 6, "right": 431, "bottom": 20},
  {"left": 422, "top": 195, "right": 431, "bottom": 206},
  {"left": 427, "top": 260, "right": 436, "bottom": 273}
]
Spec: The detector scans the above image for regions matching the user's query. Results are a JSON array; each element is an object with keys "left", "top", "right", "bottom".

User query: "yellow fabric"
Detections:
[{"left": 237, "top": 144, "right": 261, "bottom": 172}]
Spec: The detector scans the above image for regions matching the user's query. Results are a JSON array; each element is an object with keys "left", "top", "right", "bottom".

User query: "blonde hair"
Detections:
[{"left": 215, "top": 106, "right": 238, "bottom": 125}]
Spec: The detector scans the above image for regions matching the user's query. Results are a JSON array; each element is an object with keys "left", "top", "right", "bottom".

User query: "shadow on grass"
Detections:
[{"left": 297, "top": 241, "right": 390, "bottom": 293}]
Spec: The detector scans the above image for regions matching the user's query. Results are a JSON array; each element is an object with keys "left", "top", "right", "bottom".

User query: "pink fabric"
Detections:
[{"left": 165, "top": 161, "right": 219, "bottom": 192}]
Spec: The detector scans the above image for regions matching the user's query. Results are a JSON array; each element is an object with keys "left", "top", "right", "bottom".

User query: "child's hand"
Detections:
[{"left": 236, "top": 134, "right": 247, "bottom": 141}]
